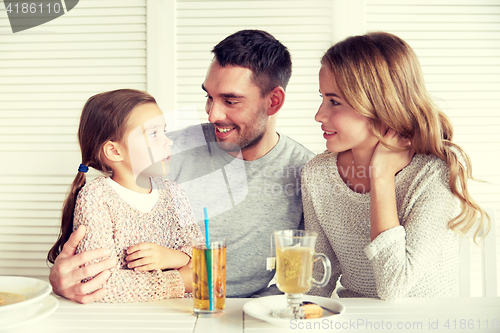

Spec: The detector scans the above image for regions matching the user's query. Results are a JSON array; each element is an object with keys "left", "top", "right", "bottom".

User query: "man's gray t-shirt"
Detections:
[{"left": 167, "top": 123, "right": 314, "bottom": 297}]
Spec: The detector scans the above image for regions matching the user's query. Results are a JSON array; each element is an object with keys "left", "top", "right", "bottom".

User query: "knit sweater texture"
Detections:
[
  {"left": 74, "top": 177, "right": 202, "bottom": 303},
  {"left": 302, "top": 151, "right": 460, "bottom": 300}
]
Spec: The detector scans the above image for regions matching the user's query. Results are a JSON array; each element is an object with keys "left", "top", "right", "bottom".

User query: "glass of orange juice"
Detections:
[{"left": 192, "top": 238, "right": 226, "bottom": 316}]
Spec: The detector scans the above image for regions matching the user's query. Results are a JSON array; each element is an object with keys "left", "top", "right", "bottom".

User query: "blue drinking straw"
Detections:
[
  {"left": 203, "top": 207, "right": 214, "bottom": 311},
  {"left": 204, "top": 207, "right": 211, "bottom": 245}
]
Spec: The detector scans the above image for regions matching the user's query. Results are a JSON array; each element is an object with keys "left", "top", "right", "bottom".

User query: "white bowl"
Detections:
[{"left": 0, "top": 276, "right": 52, "bottom": 325}]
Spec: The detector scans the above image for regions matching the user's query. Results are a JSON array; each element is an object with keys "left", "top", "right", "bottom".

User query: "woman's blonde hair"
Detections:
[{"left": 321, "top": 31, "right": 489, "bottom": 241}]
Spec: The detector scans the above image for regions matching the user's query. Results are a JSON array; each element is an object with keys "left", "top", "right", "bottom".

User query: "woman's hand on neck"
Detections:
[
  {"left": 368, "top": 129, "right": 414, "bottom": 241},
  {"left": 369, "top": 129, "right": 413, "bottom": 183}
]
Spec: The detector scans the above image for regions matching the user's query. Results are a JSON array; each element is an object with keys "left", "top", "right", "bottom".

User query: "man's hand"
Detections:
[
  {"left": 126, "top": 243, "right": 189, "bottom": 271},
  {"left": 49, "top": 225, "right": 116, "bottom": 304}
]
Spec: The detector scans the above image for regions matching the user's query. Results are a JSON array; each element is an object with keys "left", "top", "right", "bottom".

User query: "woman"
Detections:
[{"left": 303, "top": 32, "right": 489, "bottom": 300}]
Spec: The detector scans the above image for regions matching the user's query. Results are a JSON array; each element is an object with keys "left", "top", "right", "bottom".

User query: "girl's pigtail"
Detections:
[
  {"left": 47, "top": 168, "right": 87, "bottom": 264},
  {"left": 48, "top": 89, "right": 156, "bottom": 264}
]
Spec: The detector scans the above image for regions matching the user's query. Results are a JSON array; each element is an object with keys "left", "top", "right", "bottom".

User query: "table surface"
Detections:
[{"left": 8, "top": 295, "right": 500, "bottom": 333}]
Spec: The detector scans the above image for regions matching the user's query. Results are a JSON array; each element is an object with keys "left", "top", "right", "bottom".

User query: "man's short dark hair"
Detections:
[{"left": 212, "top": 30, "right": 292, "bottom": 96}]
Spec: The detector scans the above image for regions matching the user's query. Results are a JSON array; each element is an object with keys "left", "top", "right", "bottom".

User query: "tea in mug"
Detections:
[
  {"left": 192, "top": 240, "right": 226, "bottom": 315},
  {"left": 276, "top": 246, "right": 314, "bottom": 294}
]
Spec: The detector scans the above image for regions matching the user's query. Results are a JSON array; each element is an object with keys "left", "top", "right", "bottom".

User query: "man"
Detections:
[{"left": 49, "top": 30, "right": 314, "bottom": 302}]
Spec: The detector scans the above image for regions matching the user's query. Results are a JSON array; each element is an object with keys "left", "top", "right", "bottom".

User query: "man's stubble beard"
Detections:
[{"left": 215, "top": 105, "right": 268, "bottom": 153}]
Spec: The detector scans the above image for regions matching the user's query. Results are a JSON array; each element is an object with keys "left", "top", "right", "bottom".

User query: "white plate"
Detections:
[
  {"left": 0, "top": 276, "right": 52, "bottom": 323},
  {"left": 0, "top": 295, "right": 58, "bottom": 332},
  {"left": 243, "top": 295, "right": 345, "bottom": 328}
]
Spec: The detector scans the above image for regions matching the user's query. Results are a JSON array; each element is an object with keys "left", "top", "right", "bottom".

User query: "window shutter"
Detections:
[
  {"left": 1, "top": 0, "right": 497, "bottom": 293},
  {"left": 175, "top": 0, "right": 338, "bottom": 152},
  {"left": 366, "top": 0, "right": 500, "bottom": 296},
  {"left": 0, "top": 0, "right": 148, "bottom": 280}
]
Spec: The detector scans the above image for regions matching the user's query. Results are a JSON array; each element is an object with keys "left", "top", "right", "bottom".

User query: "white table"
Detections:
[{"left": 13, "top": 296, "right": 500, "bottom": 333}]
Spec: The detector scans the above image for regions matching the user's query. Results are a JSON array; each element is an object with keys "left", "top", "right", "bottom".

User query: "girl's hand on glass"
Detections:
[
  {"left": 370, "top": 129, "right": 414, "bottom": 181},
  {"left": 125, "top": 243, "right": 189, "bottom": 271}
]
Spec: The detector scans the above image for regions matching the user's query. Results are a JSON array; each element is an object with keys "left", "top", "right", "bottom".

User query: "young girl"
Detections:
[
  {"left": 303, "top": 32, "right": 490, "bottom": 300},
  {"left": 47, "top": 89, "right": 202, "bottom": 303}
]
